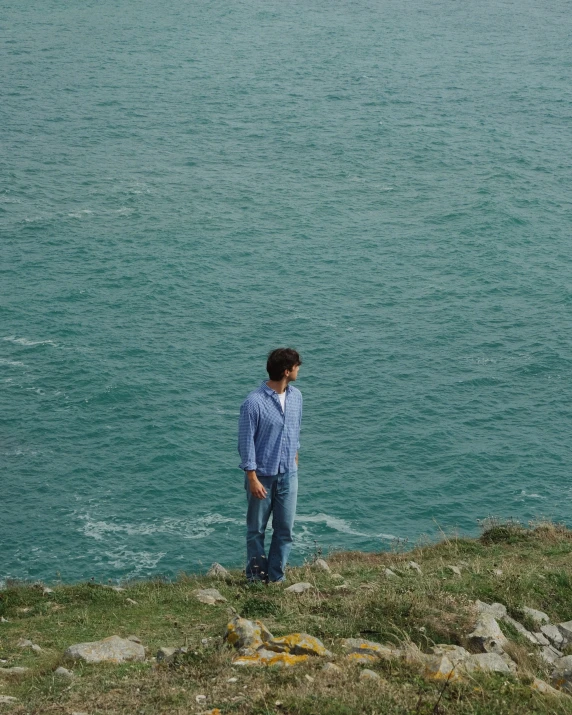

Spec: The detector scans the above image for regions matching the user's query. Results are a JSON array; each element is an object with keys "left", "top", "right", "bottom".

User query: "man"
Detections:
[{"left": 238, "top": 348, "right": 303, "bottom": 583}]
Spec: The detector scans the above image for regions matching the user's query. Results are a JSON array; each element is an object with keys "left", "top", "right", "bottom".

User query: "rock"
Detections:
[
  {"left": 360, "top": 668, "right": 380, "bottom": 680},
  {"left": 551, "top": 656, "right": 572, "bottom": 692},
  {"left": 322, "top": 662, "right": 342, "bottom": 674},
  {"left": 125, "top": 598, "right": 138, "bottom": 605},
  {"left": 127, "top": 635, "right": 141, "bottom": 643},
  {"left": 422, "top": 654, "right": 460, "bottom": 681},
  {"left": 475, "top": 601, "right": 507, "bottom": 620},
  {"left": 541, "top": 624, "right": 564, "bottom": 648},
  {"left": 430, "top": 644, "right": 471, "bottom": 666},
  {"left": 285, "top": 582, "right": 313, "bottom": 594},
  {"left": 65, "top": 635, "right": 146, "bottom": 663},
  {"left": 196, "top": 694, "right": 207, "bottom": 705},
  {"left": 225, "top": 616, "right": 273, "bottom": 651},
  {"left": 0, "top": 696, "right": 18, "bottom": 704},
  {"left": 313, "top": 559, "right": 330, "bottom": 572},
  {"left": 341, "top": 638, "right": 400, "bottom": 660},
  {"left": 0, "top": 617, "right": 8, "bottom": 623},
  {"left": 407, "top": 561, "right": 422, "bottom": 574},
  {"left": 345, "top": 653, "right": 378, "bottom": 664},
  {"left": 331, "top": 573, "right": 344, "bottom": 580},
  {"left": 383, "top": 568, "right": 398, "bottom": 578},
  {"left": 110, "top": 586, "right": 125, "bottom": 592},
  {"left": 532, "top": 677, "right": 563, "bottom": 696},
  {"left": 31, "top": 644, "right": 42, "bottom": 653},
  {"left": 493, "top": 569, "right": 503, "bottom": 576},
  {"left": 0, "top": 667, "right": 31, "bottom": 677},
  {"left": 156, "top": 646, "right": 178, "bottom": 663},
  {"left": 502, "top": 615, "right": 542, "bottom": 645},
  {"left": 227, "top": 677, "right": 238, "bottom": 683},
  {"left": 533, "top": 632, "right": 550, "bottom": 646},
  {"left": 266, "top": 633, "right": 332, "bottom": 657},
  {"left": 446, "top": 565, "right": 461, "bottom": 576},
  {"left": 195, "top": 588, "right": 226, "bottom": 605},
  {"left": 401, "top": 642, "right": 426, "bottom": 664},
  {"left": 16, "top": 639, "right": 33, "bottom": 648},
  {"left": 334, "top": 584, "right": 351, "bottom": 592},
  {"left": 305, "top": 674, "right": 314, "bottom": 683},
  {"left": 464, "top": 652, "right": 516, "bottom": 674},
  {"left": 558, "top": 621, "right": 572, "bottom": 646},
  {"left": 43, "top": 588, "right": 54, "bottom": 595},
  {"left": 467, "top": 614, "right": 508, "bottom": 654},
  {"left": 522, "top": 607, "right": 550, "bottom": 627},
  {"left": 54, "top": 667, "right": 74, "bottom": 679},
  {"left": 539, "top": 645, "right": 563, "bottom": 665},
  {"left": 207, "top": 562, "right": 230, "bottom": 578},
  {"left": 233, "top": 648, "right": 308, "bottom": 667}
]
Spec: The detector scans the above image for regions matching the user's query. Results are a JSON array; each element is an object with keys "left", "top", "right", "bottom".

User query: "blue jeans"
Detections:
[{"left": 245, "top": 469, "right": 298, "bottom": 582}]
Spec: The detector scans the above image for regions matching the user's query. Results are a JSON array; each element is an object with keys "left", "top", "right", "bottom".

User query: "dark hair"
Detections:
[{"left": 266, "top": 348, "right": 302, "bottom": 381}]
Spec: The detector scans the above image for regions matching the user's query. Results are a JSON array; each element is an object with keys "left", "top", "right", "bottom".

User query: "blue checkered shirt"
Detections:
[{"left": 238, "top": 381, "right": 303, "bottom": 476}]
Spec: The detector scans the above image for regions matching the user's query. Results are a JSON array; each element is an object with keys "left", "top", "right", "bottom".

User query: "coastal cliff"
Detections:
[{"left": 2, "top": 521, "right": 572, "bottom": 714}]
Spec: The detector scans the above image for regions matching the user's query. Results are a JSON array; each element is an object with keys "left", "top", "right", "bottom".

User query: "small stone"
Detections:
[
  {"left": 207, "top": 562, "right": 230, "bottom": 578},
  {"left": 557, "top": 621, "right": 572, "bottom": 646},
  {"left": 532, "top": 677, "right": 563, "bottom": 696},
  {"left": 127, "top": 635, "right": 141, "bottom": 643},
  {"left": 493, "top": 568, "right": 503, "bottom": 576},
  {"left": 430, "top": 644, "right": 471, "bottom": 666},
  {"left": 541, "top": 624, "right": 564, "bottom": 647},
  {"left": 0, "top": 696, "right": 18, "bottom": 704},
  {"left": 522, "top": 607, "right": 550, "bottom": 626},
  {"left": 446, "top": 565, "right": 461, "bottom": 576},
  {"left": 275, "top": 702, "right": 283, "bottom": 707},
  {"left": 331, "top": 573, "right": 344, "bottom": 580},
  {"left": 322, "top": 662, "right": 342, "bottom": 674},
  {"left": 467, "top": 615, "right": 508, "bottom": 654},
  {"left": 31, "top": 644, "right": 42, "bottom": 653},
  {"left": 225, "top": 616, "right": 274, "bottom": 651},
  {"left": 383, "top": 568, "right": 398, "bottom": 578},
  {"left": 195, "top": 588, "right": 226, "bottom": 605},
  {"left": 156, "top": 646, "right": 178, "bottom": 663},
  {"left": 407, "top": 561, "right": 422, "bottom": 574},
  {"left": 65, "top": 635, "right": 146, "bottom": 663},
  {"left": 43, "top": 587, "right": 54, "bottom": 595},
  {"left": 502, "top": 615, "right": 542, "bottom": 645},
  {"left": 422, "top": 654, "right": 460, "bottom": 681},
  {"left": 196, "top": 694, "right": 207, "bottom": 704},
  {"left": 539, "top": 645, "right": 563, "bottom": 665},
  {"left": 110, "top": 586, "right": 125, "bottom": 592},
  {"left": 341, "top": 638, "right": 400, "bottom": 660},
  {"left": 465, "top": 652, "right": 515, "bottom": 674},
  {"left": 0, "top": 667, "right": 31, "bottom": 676},
  {"left": 233, "top": 648, "right": 308, "bottom": 667},
  {"left": 345, "top": 653, "right": 378, "bottom": 664},
  {"left": 17, "top": 639, "right": 33, "bottom": 648},
  {"left": 533, "top": 632, "right": 550, "bottom": 646},
  {"left": 227, "top": 677, "right": 238, "bottom": 683},
  {"left": 0, "top": 617, "right": 8, "bottom": 623},
  {"left": 284, "top": 582, "right": 313, "bottom": 594},
  {"left": 360, "top": 668, "right": 380, "bottom": 680},
  {"left": 475, "top": 601, "right": 507, "bottom": 619},
  {"left": 54, "top": 667, "right": 74, "bottom": 679},
  {"left": 313, "top": 559, "right": 330, "bottom": 572},
  {"left": 72, "top": 712, "right": 88, "bottom": 715},
  {"left": 334, "top": 583, "right": 351, "bottom": 592},
  {"left": 125, "top": 598, "right": 138, "bottom": 605},
  {"left": 305, "top": 674, "right": 314, "bottom": 682},
  {"left": 267, "top": 633, "right": 332, "bottom": 657}
]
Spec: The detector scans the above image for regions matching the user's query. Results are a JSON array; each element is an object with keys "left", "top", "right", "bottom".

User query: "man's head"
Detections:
[{"left": 266, "top": 347, "right": 302, "bottom": 382}]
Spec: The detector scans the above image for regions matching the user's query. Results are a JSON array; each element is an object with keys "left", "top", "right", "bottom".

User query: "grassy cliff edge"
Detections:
[{"left": 2, "top": 520, "right": 572, "bottom": 714}]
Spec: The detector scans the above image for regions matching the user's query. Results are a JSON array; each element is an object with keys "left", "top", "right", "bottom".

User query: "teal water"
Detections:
[{"left": 2, "top": 0, "right": 572, "bottom": 584}]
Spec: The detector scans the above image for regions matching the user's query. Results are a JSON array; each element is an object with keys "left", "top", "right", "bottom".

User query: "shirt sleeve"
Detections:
[{"left": 238, "top": 400, "right": 258, "bottom": 471}]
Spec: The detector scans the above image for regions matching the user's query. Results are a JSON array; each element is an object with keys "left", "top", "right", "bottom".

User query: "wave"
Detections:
[
  {"left": 78, "top": 513, "right": 242, "bottom": 542},
  {"left": 295, "top": 512, "right": 397, "bottom": 541},
  {"left": 3, "top": 336, "right": 58, "bottom": 347}
]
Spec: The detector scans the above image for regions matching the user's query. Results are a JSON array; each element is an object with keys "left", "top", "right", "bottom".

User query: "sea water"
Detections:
[{"left": 2, "top": 0, "right": 572, "bottom": 583}]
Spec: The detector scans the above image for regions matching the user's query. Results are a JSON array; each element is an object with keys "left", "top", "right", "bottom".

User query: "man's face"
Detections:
[{"left": 285, "top": 364, "right": 300, "bottom": 382}]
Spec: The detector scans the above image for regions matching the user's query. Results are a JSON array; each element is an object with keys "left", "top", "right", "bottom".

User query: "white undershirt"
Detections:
[{"left": 278, "top": 391, "right": 286, "bottom": 412}]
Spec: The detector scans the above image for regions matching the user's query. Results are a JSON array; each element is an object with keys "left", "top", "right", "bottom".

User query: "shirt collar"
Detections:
[{"left": 261, "top": 381, "right": 290, "bottom": 396}]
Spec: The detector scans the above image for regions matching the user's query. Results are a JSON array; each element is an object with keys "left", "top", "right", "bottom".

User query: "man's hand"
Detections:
[{"left": 247, "top": 471, "right": 267, "bottom": 499}]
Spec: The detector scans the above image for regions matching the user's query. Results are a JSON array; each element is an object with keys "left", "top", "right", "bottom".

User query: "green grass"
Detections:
[{"left": 2, "top": 521, "right": 572, "bottom": 713}]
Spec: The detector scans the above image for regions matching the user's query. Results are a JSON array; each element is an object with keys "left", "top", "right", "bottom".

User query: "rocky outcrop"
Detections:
[
  {"left": 467, "top": 614, "right": 508, "bottom": 653},
  {"left": 285, "top": 582, "right": 313, "bottom": 594}
]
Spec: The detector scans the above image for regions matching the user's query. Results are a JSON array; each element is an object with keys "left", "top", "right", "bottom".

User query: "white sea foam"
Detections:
[
  {"left": 3, "top": 336, "right": 57, "bottom": 347},
  {"left": 520, "top": 490, "right": 544, "bottom": 500},
  {"left": 67, "top": 209, "right": 93, "bottom": 218},
  {"left": 97, "top": 548, "right": 166, "bottom": 574},
  {"left": 79, "top": 513, "right": 241, "bottom": 542},
  {"left": 0, "top": 358, "right": 26, "bottom": 367},
  {"left": 295, "top": 513, "right": 398, "bottom": 542}
]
